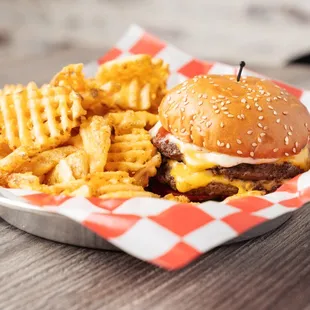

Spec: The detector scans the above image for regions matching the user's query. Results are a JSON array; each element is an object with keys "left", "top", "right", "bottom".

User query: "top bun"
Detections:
[{"left": 158, "top": 75, "right": 310, "bottom": 159}]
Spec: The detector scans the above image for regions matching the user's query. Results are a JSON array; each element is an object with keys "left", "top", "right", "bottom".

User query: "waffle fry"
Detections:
[
  {"left": 133, "top": 153, "right": 161, "bottom": 187},
  {"left": 80, "top": 116, "right": 111, "bottom": 173},
  {"left": 0, "top": 145, "right": 42, "bottom": 173},
  {"left": 0, "top": 83, "right": 86, "bottom": 150},
  {"left": 8, "top": 172, "right": 87, "bottom": 195},
  {"left": 86, "top": 171, "right": 158, "bottom": 198},
  {"left": 46, "top": 150, "right": 89, "bottom": 185},
  {"left": 105, "top": 110, "right": 158, "bottom": 135},
  {"left": 105, "top": 128, "right": 157, "bottom": 175},
  {"left": 163, "top": 194, "right": 191, "bottom": 203},
  {"left": 51, "top": 64, "right": 120, "bottom": 113},
  {"left": 96, "top": 55, "right": 169, "bottom": 111},
  {"left": 18, "top": 146, "right": 78, "bottom": 176}
]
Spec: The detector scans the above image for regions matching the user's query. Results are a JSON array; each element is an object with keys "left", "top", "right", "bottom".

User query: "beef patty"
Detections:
[
  {"left": 152, "top": 134, "right": 304, "bottom": 181},
  {"left": 156, "top": 160, "right": 282, "bottom": 202}
]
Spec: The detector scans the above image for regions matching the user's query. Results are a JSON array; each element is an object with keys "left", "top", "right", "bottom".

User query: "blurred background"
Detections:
[{"left": 0, "top": 0, "right": 310, "bottom": 67}]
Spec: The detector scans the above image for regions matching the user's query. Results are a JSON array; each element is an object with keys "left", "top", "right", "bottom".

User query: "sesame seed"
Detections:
[
  {"left": 285, "top": 153, "right": 289, "bottom": 157},
  {"left": 202, "top": 115, "right": 208, "bottom": 120},
  {"left": 198, "top": 101, "right": 203, "bottom": 106},
  {"left": 193, "top": 115, "right": 197, "bottom": 120},
  {"left": 226, "top": 100, "right": 231, "bottom": 104},
  {"left": 276, "top": 119, "right": 281, "bottom": 123},
  {"left": 221, "top": 107, "right": 228, "bottom": 111},
  {"left": 220, "top": 122, "right": 224, "bottom": 128},
  {"left": 258, "top": 123, "right": 263, "bottom": 128},
  {"left": 295, "top": 142, "right": 299, "bottom": 148},
  {"left": 260, "top": 133, "right": 266, "bottom": 137},
  {"left": 227, "top": 87, "right": 232, "bottom": 91},
  {"left": 241, "top": 114, "right": 245, "bottom": 119},
  {"left": 288, "top": 132, "right": 292, "bottom": 136},
  {"left": 173, "top": 128, "right": 178, "bottom": 132},
  {"left": 221, "top": 102, "right": 225, "bottom": 107},
  {"left": 226, "top": 143, "right": 230, "bottom": 149},
  {"left": 283, "top": 111, "right": 288, "bottom": 115},
  {"left": 236, "top": 139, "right": 242, "bottom": 144},
  {"left": 218, "top": 95, "right": 225, "bottom": 99},
  {"left": 254, "top": 98, "right": 258, "bottom": 102},
  {"left": 263, "top": 126, "right": 268, "bottom": 130},
  {"left": 254, "top": 103, "right": 259, "bottom": 107},
  {"left": 246, "top": 104, "right": 251, "bottom": 109},
  {"left": 285, "top": 136, "right": 289, "bottom": 145},
  {"left": 273, "top": 97, "right": 278, "bottom": 100},
  {"left": 228, "top": 114, "right": 234, "bottom": 118},
  {"left": 283, "top": 98, "right": 288, "bottom": 102},
  {"left": 181, "top": 128, "right": 186, "bottom": 133},
  {"left": 257, "top": 137, "right": 262, "bottom": 143},
  {"left": 184, "top": 101, "right": 189, "bottom": 106},
  {"left": 268, "top": 105, "right": 274, "bottom": 110},
  {"left": 206, "top": 121, "right": 212, "bottom": 128},
  {"left": 258, "top": 116, "right": 264, "bottom": 120},
  {"left": 250, "top": 152, "right": 255, "bottom": 157},
  {"left": 181, "top": 116, "right": 185, "bottom": 121},
  {"left": 180, "top": 107, "right": 185, "bottom": 112},
  {"left": 237, "top": 115, "right": 242, "bottom": 120},
  {"left": 273, "top": 148, "right": 279, "bottom": 153},
  {"left": 191, "top": 90, "right": 195, "bottom": 94},
  {"left": 169, "top": 125, "right": 172, "bottom": 129},
  {"left": 237, "top": 150, "right": 243, "bottom": 155},
  {"left": 212, "top": 105, "right": 217, "bottom": 109},
  {"left": 217, "top": 140, "right": 221, "bottom": 146},
  {"left": 241, "top": 98, "right": 247, "bottom": 103},
  {"left": 198, "top": 94, "right": 202, "bottom": 98},
  {"left": 167, "top": 95, "right": 171, "bottom": 101},
  {"left": 289, "top": 126, "right": 293, "bottom": 131},
  {"left": 257, "top": 106, "right": 263, "bottom": 111},
  {"left": 203, "top": 94, "right": 208, "bottom": 99},
  {"left": 232, "top": 95, "right": 239, "bottom": 99},
  {"left": 252, "top": 142, "right": 257, "bottom": 147},
  {"left": 176, "top": 90, "right": 181, "bottom": 94},
  {"left": 284, "top": 125, "right": 288, "bottom": 130},
  {"left": 293, "top": 148, "right": 297, "bottom": 153},
  {"left": 248, "top": 96, "right": 253, "bottom": 100},
  {"left": 273, "top": 111, "right": 278, "bottom": 116},
  {"left": 247, "top": 130, "right": 253, "bottom": 135},
  {"left": 215, "top": 109, "right": 220, "bottom": 114},
  {"left": 277, "top": 96, "right": 282, "bottom": 99},
  {"left": 212, "top": 96, "right": 216, "bottom": 100}
]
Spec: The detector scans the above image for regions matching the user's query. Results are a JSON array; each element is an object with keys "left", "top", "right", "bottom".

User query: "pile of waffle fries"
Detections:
[{"left": 0, "top": 54, "right": 188, "bottom": 201}]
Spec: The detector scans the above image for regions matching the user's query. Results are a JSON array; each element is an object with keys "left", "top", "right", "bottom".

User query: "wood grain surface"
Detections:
[{"left": 0, "top": 49, "right": 309, "bottom": 310}]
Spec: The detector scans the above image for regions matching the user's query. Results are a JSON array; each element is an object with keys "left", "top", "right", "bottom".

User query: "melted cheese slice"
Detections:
[{"left": 169, "top": 160, "right": 278, "bottom": 193}]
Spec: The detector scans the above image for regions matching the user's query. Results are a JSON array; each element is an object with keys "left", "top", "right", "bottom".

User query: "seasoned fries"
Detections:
[
  {"left": 0, "top": 83, "right": 86, "bottom": 150},
  {"left": 0, "top": 54, "right": 171, "bottom": 200},
  {"left": 96, "top": 55, "right": 169, "bottom": 111}
]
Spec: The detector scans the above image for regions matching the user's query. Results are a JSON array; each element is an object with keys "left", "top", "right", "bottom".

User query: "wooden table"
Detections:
[{"left": 0, "top": 49, "right": 309, "bottom": 310}]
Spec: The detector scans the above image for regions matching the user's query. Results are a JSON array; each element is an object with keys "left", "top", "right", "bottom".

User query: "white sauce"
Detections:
[{"left": 149, "top": 121, "right": 280, "bottom": 168}]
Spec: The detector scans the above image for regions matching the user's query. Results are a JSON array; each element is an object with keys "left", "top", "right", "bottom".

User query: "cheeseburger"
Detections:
[{"left": 150, "top": 75, "right": 310, "bottom": 202}]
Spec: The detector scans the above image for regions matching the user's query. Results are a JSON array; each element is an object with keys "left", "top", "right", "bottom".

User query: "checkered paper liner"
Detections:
[{"left": 1, "top": 25, "right": 310, "bottom": 270}]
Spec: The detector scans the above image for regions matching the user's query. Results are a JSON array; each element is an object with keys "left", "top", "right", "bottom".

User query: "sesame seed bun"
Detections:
[{"left": 158, "top": 75, "right": 310, "bottom": 159}]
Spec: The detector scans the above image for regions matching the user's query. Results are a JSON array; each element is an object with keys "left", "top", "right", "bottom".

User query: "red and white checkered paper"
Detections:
[{"left": 1, "top": 25, "right": 310, "bottom": 270}]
